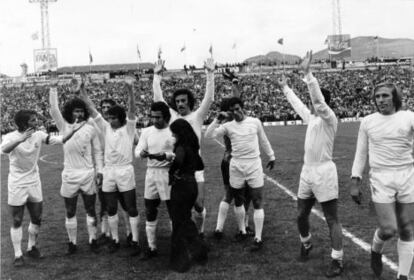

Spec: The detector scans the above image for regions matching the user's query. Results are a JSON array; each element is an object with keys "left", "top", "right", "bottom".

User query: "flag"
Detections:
[
  {"left": 373, "top": 36, "right": 378, "bottom": 40},
  {"left": 209, "top": 44, "right": 213, "bottom": 56},
  {"left": 158, "top": 47, "right": 162, "bottom": 59},
  {"left": 89, "top": 50, "right": 93, "bottom": 64},
  {"left": 31, "top": 32, "right": 39, "bottom": 41},
  {"left": 180, "top": 44, "right": 186, "bottom": 52},
  {"left": 136, "top": 44, "right": 141, "bottom": 60},
  {"left": 277, "top": 38, "right": 283, "bottom": 45},
  {"left": 232, "top": 42, "right": 237, "bottom": 50}
]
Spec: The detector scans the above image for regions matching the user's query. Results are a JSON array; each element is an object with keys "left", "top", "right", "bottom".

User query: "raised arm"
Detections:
[
  {"left": 223, "top": 69, "right": 242, "bottom": 98},
  {"left": 152, "top": 59, "right": 167, "bottom": 103},
  {"left": 278, "top": 75, "right": 311, "bottom": 122},
  {"left": 125, "top": 78, "right": 136, "bottom": 120},
  {"left": 300, "top": 50, "right": 336, "bottom": 124},
  {"left": 78, "top": 84, "right": 99, "bottom": 119},
  {"left": 91, "top": 131, "right": 104, "bottom": 174},
  {"left": 49, "top": 87, "right": 65, "bottom": 131},
  {"left": 195, "top": 57, "right": 215, "bottom": 119}
]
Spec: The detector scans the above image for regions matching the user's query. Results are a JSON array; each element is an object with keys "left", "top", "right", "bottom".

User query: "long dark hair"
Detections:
[
  {"left": 14, "top": 110, "right": 37, "bottom": 132},
  {"left": 171, "top": 89, "right": 195, "bottom": 111},
  {"left": 170, "top": 119, "right": 199, "bottom": 151}
]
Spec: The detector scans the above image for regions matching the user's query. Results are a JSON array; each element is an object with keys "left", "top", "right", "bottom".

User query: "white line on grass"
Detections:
[
  {"left": 213, "top": 138, "right": 398, "bottom": 272},
  {"left": 39, "top": 154, "right": 59, "bottom": 165}
]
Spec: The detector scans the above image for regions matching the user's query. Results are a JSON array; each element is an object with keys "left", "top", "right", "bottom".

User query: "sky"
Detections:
[{"left": 0, "top": 0, "right": 413, "bottom": 76}]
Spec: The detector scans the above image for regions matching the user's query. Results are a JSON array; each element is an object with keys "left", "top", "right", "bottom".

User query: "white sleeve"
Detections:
[
  {"left": 256, "top": 119, "right": 275, "bottom": 161},
  {"left": 135, "top": 129, "right": 148, "bottom": 158},
  {"left": 93, "top": 114, "right": 108, "bottom": 134},
  {"left": 303, "top": 73, "right": 337, "bottom": 125},
  {"left": 49, "top": 90, "right": 66, "bottom": 132},
  {"left": 153, "top": 74, "right": 167, "bottom": 103},
  {"left": 91, "top": 131, "right": 104, "bottom": 173},
  {"left": 126, "top": 117, "right": 137, "bottom": 139},
  {"left": 283, "top": 85, "right": 311, "bottom": 123},
  {"left": 351, "top": 119, "right": 368, "bottom": 178},
  {"left": 194, "top": 72, "right": 215, "bottom": 123}
]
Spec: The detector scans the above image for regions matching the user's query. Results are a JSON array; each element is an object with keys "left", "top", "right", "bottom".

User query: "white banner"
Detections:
[{"left": 34, "top": 48, "right": 58, "bottom": 72}]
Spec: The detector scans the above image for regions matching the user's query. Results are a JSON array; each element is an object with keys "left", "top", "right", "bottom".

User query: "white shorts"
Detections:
[
  {"left": 144, "top": 168, "right": 171, "bottom": 201},
  {"left": 369, "top": 165, "right": 414, "bottom": 204},
  {"left": 230, "top": 157, "right": 264, "bottom": 189},
  {"left": 8, "top": 181, "right": 43, "bottom": 206},
  {"left": 103, "top": 165, "right": 135, "bottom": 193},
  {"left": 195, "top": 170, "right": 205, "bottom": 183},
  {"left": 298, "top": 161, "right": 338, "bottom": 203},
  {"left": 60, "top": 168, "right": 96, "bottom": 198}
]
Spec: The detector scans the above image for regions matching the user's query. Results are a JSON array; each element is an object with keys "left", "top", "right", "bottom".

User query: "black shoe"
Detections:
[
  {"left": 299, "top": 242, "right": 313, "bottom": 262},
  {"left": 108, "top": 240, "right": 120, "bottom": 253},
  {"left": 90, "top": 239, "right": 100, "bottom": 254},
  {"left": 250, "top": 239, "right": 263, "bottom": 252},
  {"left": 140, "top": 247, "right": 158, "bottom": 261},
  {"left": 130, "top": 241, "right": 141, "bottom": 256},
  {"left": 27, "top": 246, "right": 42, "bottom": 259},
  {"left": 397, "top": 276, "right": 408, "bottom": 280},
  {"left": 66, "top": 242, "right": 77, "bottom": 255},
  {"left": 325, "top": 259, "right": 343, "bottom": 278},
  {"left": 234, "top": 231, "right": 248, "bottom": 242},
  {"left": 370, "top": 250, "right": 382, "bottom": 277},
  {"left": 246, "top": 226, "right": 255, "bottom": 237},
  {"left": 213, "top": 230, "right": 224, "bottom": 240},
  {"left": 97, "top": 234, "right": 110, "bottom": 245},
  {"left": 13, "top": 256, "right": 24, "bottom": 267},
  {"left": 126, "top": 233, "right": 133, "bottom": 247}
]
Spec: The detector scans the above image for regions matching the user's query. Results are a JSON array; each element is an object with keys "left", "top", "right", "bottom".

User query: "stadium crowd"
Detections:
[{"left": 1, "top": 66, "right": 413, "bottom": 135}]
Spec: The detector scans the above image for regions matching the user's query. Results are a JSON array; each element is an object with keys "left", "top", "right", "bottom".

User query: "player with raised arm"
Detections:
[
  {"left": 277, "top": 51, "right": 344, "bottom": 277},
  {"left": 205, "top": 97, "right": 275, "bottom": 251},
  {"left": 80, "top": 78, "right": 141, "bottom": 256},
  {"left": 152, "top": 56, "right": 215, "bottom": 237},
  {"left": 1, "top": 110, "right": 80, "bottom": 266},
  {"left": 351, "top": 82, "right": 414, "bottom": 280},
  {"left": 49, "top": 86, "right": 104, "bottom": 254},
  {"left": 134, "top": 101, "right": 175, "bottom": 260}
]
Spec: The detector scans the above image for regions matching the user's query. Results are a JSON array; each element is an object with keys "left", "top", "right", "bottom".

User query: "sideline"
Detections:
[
  {"left": 39, "top": 154, "right": 60, "bottom": 165},
  {"left": 213, "top": 138, "right": 398, "bottom": 272}
]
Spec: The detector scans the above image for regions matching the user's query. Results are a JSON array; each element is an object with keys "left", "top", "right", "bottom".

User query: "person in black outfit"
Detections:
[{"left": 167, "top": 118, "right": 208, "bottom": 272}]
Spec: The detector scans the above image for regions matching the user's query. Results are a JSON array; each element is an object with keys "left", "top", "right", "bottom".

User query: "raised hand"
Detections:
[
  {"left": 204, "top": 58, "right": 215, "bottom": 73},
  {"left": 299, "top": 50, "right": 313, "bottom": 75},
  {"left": 154, "top": 59, "right": 166, "bottom": 75},
  {"left": 277, "top": 75, "right": 289, "bottom": 88}
]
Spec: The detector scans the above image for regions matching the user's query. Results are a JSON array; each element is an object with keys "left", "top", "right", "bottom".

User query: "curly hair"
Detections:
[
  {"left": 107, "top": 105, "right": 127, "bottom": 126},
  {"left": 171, "top": 89, "right": 195, "bottom": 111},
  {"left": 62, "top": 98, "right": 89, "bottom": 124},
  {"left": 151, "top": 101, "right": 171, "bottom": 123}
]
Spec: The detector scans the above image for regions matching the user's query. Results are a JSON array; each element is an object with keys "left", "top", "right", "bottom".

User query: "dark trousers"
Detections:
[{"left": 169, "top": 178, "right": 208, "bottom": 272}]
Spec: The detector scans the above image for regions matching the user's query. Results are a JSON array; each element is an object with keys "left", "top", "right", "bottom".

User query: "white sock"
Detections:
[
  {"left": 27, "top": 222, "right": 40, "bottom": 250},
  {"left": 195, "top": 208, "right": 206, "bottom": 234},
  {"left": 372, "top": 228, "right": 385, "bottom": 253},
  {"left": 86, "top": 215, "right": 97, "bottom": 243},
  {"left": 331, "top": 249, "right": 344, "bottom": 261},
  {"left": 234, "top": 206, "right": 246, "bottom": 234},
  {"left": 146, "top": 220, "right": 158, "bottom": 250},
  {"left": 129, "top": 215, "right": 140, "bottom": 243},
  {"left": 10, "top": 227, "right": 23, "bottom": 258},
  {"left": 101, "top": 214, "right": 110, "bottom": 237},
  {"left": 65, "top": 217, "right": 77, "bottom": 244},
  {"left": 253, "top": 209, "right": 264, "bottom": 241},
  {"left": 216, "top": 201, "right": 229, "bottom": 231},
  {"left": 122, "top": 209, "right": 131, "bottom": 236},
  {"left": 108, "top": 214, "right": 119, "bottom": 242},
  {"left": 397, "top": 239, "right": 414, "bottom": 278}
]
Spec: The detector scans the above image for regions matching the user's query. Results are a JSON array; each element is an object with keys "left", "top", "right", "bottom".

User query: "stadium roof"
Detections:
[{"left": 57, "top": 63, "right": 154, "bottom": 73}]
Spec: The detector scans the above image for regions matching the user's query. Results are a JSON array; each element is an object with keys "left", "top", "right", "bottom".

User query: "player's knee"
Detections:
[
  {"left": 146, "top": 206, "right": 158, "bottom": 221},
  {"left": 127, "top": 207, "right": 138, "bottom": 217},
  {"left": 66, "top": 208, "right": 76, "bottom": 219},
  {"left": 194, "top": 202, "right": 203, "bottom": 213},
  {"left": 324, "top": 213, "right": 339, "bottom": 227},
  {"left": 251, "top": 197, "right": 262, "bottom": 209},
  {"left": 380, "top": 225, "right": 398, "bottom": 239},
  {"left": 398, "top": 224, "right": 414, "bottom": 241},
  {"left": 31, "top": 217, "right": 42, "bottom": 226},
  {"left": 12, "top": 216, "right": 23, "bottom": 228}
]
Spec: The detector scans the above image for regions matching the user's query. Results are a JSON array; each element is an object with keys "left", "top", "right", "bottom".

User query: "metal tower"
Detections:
[
  {"left": 30, "top": 0, "right": 57, "bottom": 49},
  {"left": 331, "top": 0, "right": 342, "bottom": 35}
]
